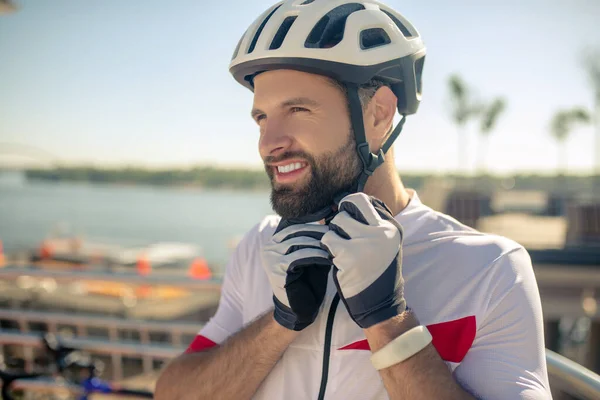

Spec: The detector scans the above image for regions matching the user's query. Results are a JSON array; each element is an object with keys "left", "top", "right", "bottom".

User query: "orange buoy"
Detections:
[
  {"left": 0, "top": 240, "right": 5, "bottom": 267},
  {"left": 137, "top": 254, "right": 151, "bottom": 276},
  {"left": 189, "top": 257, "right": 211, "bottom": 280},
  {"left": 39, "top": 240, "right": 54, "bottom": 259}
]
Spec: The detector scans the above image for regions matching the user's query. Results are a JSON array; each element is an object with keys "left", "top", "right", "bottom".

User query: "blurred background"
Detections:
[{"left": 0, "top": 0, "right": 599, "bottom": 398}]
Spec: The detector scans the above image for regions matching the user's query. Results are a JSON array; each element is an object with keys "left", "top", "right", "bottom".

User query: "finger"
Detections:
[
  {"left": 264, "top": 236, "right": 324, "bottom": 255},
  {"left": 284, "top": 248, "right": 332, "bottom": 270},
  {"left": 272, "top": 223, "right": 329, "bottom": 243},
  {"left": 338, "top": 193, "right": 382, "bottom": 226},
  {"left": 329, "top": 211, "right": 387, "bottom": 240},
  {"left": 286, "top": 244, "right": 324, "bottom": 255},
  {"left": 263, "top": 245, "right": 329, "bottom": 275},
  {"left": 275, "top": 206, "right": 335, "bottom": 234}
]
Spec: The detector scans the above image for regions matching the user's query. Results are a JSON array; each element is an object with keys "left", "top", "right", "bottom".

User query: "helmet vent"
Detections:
[
  {"left": 300, "top": 0, "right": 315, "bottom": 4},
  {"left": 270, "top": 16, "right": 297, "bottom": 50},
  {"left": 382, "top": 10, "right": 414, "bottom": 38},
  {"left": 248, "top": 5, "right": 282, "bottom": 54},
  {"left": 304, "top": 3, "right": 365, "bottom": 49},
  {"left": 360, "top": 28, "right": 391, "bottom": 50}
]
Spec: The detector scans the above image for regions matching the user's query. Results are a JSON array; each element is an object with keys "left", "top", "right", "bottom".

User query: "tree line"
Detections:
[
  {"left": 25, "top": 166, "right": 270, "bottom": 190},
  {"left": 24, "top": 166, "right": 598, "bottom": 194}
]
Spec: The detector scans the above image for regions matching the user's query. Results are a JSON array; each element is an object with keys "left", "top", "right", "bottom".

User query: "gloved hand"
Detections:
[
  {"left": 321, "top": 193, "right": 406, "bottom": 329},
  {"left": 261, "top": 220, "right": 332, "bottom": 331}
]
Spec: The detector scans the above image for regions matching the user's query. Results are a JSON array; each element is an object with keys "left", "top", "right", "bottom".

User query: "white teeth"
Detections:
[{"left": 277, "top": 162, "right": 304, "bottom": 174}]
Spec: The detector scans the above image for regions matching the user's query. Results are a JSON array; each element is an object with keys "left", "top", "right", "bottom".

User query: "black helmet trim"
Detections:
[{"left": 230, "top": 50, "right": 425, "bottom": 116}]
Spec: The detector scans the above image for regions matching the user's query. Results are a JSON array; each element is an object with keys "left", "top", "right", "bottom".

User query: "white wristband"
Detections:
[{"left": 370, "top": 325, "right": 433, "bottom": 370}]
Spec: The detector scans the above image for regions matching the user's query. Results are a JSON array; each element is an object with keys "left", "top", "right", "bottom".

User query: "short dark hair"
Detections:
[{"left": 325, "top": 77, "right": 391, "bottom": 109}]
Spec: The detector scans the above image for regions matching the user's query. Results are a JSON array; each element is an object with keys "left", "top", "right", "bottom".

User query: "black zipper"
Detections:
[{"left": 317, "top": 293, "right": 340, "bottom": 400}]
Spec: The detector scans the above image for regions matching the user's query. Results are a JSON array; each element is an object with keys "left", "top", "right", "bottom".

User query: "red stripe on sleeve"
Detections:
[
  {"left": 338, "top": 315, "right": 476, "bottom": 363},
  {"left": 185, "top": 335, "right": 218, "bottom": 354},
  {"left": 338, "top": 339, "right": 371, "bottom": 351},
  {"left": 426, "top": 315, "right": 476, "bottom": 363}
]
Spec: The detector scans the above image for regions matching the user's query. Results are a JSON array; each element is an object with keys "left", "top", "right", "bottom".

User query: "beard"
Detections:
[{"left": 264, "top": 132, "right": 362, "bottom": 220}]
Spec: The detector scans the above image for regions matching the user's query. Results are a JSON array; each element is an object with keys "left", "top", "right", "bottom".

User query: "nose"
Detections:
[{"left": 258, "top": 118, "right": 293, "bottom": 159}]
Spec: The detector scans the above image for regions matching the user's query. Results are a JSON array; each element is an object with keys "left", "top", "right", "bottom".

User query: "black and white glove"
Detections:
[
  {"left": 261, "top": 221, "right": 332, "bottom": 331},
  {"left": 321, "top": 193, "right": 406, "bottom": 329}
]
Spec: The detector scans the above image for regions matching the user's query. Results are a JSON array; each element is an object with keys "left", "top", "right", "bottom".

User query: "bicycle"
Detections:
[
  {"left": 0, "top": 333, "right": 154, "bottom": 399},
  {"left": 0, "top": 368, "right": 43, "bottom": 400}
]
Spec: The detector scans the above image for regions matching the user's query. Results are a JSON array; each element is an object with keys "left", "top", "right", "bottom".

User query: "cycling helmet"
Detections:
[{"left": 230, "top": 0, "right": 426, "bottom": 193}]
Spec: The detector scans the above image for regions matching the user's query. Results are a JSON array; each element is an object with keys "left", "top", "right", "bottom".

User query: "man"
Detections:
[{"left": 156, "top": 1, "right": 551, "bottom": 399}]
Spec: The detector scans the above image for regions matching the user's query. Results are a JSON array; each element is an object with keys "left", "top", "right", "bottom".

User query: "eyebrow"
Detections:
[{"left": 251, "top": 97, "right": 320, "bottom": 119}]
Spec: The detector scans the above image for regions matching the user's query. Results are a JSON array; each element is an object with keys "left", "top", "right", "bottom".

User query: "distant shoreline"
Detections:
[
  {"left": 23, "top": 177, "right": 271, "bottom": 193},
  {"left": 24, "top": 166, "right": 271, "bottom": 191},
  {"left": 21, "top": 166, "right": 599, "bottom": 194}
]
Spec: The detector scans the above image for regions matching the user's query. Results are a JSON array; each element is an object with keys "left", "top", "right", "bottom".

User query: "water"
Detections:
[{"left": 0, "top": 180, "right": 273, "bottom": 266}]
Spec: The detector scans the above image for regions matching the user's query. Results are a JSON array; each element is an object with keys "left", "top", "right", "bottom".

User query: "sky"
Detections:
[{"left": 0, "top": 0, "right": 599, "bottom": 174}]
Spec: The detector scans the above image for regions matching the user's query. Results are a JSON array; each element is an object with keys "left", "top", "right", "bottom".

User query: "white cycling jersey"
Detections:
[{"left": 186, "top": 191, "right": 551, "bottom": 399}]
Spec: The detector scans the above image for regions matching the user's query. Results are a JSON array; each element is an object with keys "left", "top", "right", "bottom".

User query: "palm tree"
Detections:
[
  {"left": 448, "top": 75, "right": 482, "bottom": 175},
  {"left": 550, "top": 108, "right": 591, "bottom": 175},
  {"left": 0, "top": 0, "right": 17, "bottom": 15},
  {"left": 583, "top": 49, "right": 600, "bottom": 192},
  {"left": 477, "top": 98, "right": 506, "bottom": 174}
]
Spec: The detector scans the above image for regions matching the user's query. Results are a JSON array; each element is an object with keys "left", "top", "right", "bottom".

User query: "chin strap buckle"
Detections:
[{"left": 357, "top": 143, "right": 385, "bottom": 176}]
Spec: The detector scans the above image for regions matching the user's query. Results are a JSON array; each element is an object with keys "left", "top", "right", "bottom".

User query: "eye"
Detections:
[
  {"left": 290, "top": 106, "right": 309, "bottom": 114},
  {"left": 254, "top": 114, "right": 266, "bottom": 123}
]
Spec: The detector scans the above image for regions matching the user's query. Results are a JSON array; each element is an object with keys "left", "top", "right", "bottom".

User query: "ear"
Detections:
[{"left": 365, "top": 86, "right": 397, "bottom": 151}]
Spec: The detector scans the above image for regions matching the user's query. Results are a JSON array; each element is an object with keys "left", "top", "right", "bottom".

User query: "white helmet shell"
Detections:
[{"left": 229, "top": 0, "right": 426, "bottom": 115}]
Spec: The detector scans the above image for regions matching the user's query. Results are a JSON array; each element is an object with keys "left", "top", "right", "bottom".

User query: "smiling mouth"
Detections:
[{"left": 272, "top": 161, "right": 309, "bottom": 184}]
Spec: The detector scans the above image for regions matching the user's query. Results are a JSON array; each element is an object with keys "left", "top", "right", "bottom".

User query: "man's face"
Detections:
[{"left": 252, "top": 70, "right": 361, "bottom": 219}]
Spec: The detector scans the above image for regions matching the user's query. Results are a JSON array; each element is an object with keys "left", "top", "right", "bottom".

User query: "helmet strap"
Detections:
[{"left": 345, "top": 84, "right": 407, "bottom": 194}]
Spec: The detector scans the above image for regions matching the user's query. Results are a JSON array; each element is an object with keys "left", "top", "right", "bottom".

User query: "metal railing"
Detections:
[
  {"left": 0, "top": 308, "right": 202, "bottom": 380},
  {"left": 0, "top": 331, "right": 180, "bottom": 381},
  {"left": 1, "top": 334, "right": 599, "bottom": 400},
  {"left": 547, "top": 349, "right": 600, "bottom": 399},
  {"left": 0, "top": 308, "right": 201, "bottom": 345}
]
